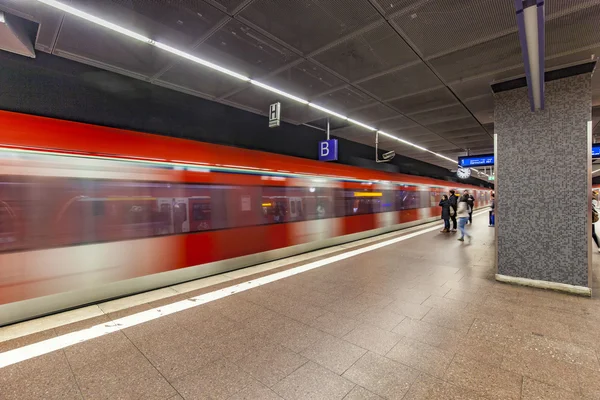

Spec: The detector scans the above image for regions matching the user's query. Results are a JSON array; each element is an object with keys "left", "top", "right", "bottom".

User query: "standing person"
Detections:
[
  {"left": 457, "top": 194, "right": 471, "bottom": 242},
  {"left": 489, "top": 193, "right": 495, "bottom": 227},
  {"left": 439, "top": 195, "right": 450, "bottom": 232},
  {"left": 448, "top": 190, "right": 458, "bottom": 232},
  {"left": 592, "top": 192, "right": 600, "bottom": 252},
  {"left": 467, "top": 194, "right": 475, "bottom": 224}
]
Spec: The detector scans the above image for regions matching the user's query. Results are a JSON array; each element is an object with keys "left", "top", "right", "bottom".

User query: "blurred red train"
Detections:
[{"left": 0, "top": 111, "right": 491, "bottom": 325}]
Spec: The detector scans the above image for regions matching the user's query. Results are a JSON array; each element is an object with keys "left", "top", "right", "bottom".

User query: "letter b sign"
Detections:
[{"left": 318, "top": 139, "right": 338, "bottom": 162}]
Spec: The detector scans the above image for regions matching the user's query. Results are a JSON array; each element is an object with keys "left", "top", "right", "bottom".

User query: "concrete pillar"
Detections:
[{"left": 494, "top": 70, "right": 593, "bottom": 295}]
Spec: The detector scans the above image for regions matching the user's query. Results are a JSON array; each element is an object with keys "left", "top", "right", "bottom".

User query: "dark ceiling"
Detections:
[{"left": 0, "top": 0, "right": 599, "bottom": 171}]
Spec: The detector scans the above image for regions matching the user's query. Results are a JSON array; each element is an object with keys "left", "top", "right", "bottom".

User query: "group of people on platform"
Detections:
[{"left": 439, "top": 190, "right": 495, "bottom": 242}]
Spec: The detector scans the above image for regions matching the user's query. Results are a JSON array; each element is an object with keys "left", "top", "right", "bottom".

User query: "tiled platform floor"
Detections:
[{"left": 2, "top": 213, "right": 600, "bottom": 400}]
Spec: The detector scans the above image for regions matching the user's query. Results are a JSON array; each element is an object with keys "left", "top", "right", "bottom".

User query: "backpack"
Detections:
[{"left": 593, "top": 208, "right": 599, "bottom": 223}]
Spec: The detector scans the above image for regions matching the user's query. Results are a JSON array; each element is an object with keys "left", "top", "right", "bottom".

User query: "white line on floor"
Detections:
[{"left": 0, "top": 210, "right": 488, "bottom": 369}]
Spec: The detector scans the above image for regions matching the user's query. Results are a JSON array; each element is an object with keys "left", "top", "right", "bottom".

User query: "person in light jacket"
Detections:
[
  {"left": 439, "top": 195, "right": 450, "bottom": 233},
  {"left": 457, "top": 194, "right": 471, "bottom": 242}
]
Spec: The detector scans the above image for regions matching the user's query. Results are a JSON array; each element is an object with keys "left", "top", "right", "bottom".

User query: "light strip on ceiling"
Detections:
[
  {"left": 36, "top": 0, "right": 482, "bottom": 178},
  {"left": 250, "top": 80, "right": 308, "bottom": 104},
  {"left": 307, "top": 103, "right": 347, "bottom": 120}
]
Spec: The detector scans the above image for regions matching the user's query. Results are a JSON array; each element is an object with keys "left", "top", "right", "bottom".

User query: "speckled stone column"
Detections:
[{"left": 494, "top": 73, "right": 592, "bottom": 293}]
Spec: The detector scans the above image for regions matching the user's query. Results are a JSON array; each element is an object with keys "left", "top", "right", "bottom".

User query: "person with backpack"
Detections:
[
  {"left": 592, "top": 191, "right": 599, "bottom": 251},
  {"left": 448, "top": 190, "right": 457, "bottom": 232},
  {"left": 439, "top": 194, "right": 451, "bottom": 232}
]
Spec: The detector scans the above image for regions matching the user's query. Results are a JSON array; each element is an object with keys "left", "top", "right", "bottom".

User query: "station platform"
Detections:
[{"left": 1, "top": 211, "right": 600, "bottom": 400}]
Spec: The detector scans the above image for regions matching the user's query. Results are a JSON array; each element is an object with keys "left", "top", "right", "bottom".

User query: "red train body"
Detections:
[{"left": 0, "top": 111, "right": 491, "bottom": 324}]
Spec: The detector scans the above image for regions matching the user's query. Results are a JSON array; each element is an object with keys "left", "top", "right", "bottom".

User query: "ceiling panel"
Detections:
[
  {"left": 428, "top": 32, "right": 523, "bottom": 83},
  {"left": 193, "top": 18, "right": 299, "bottom": 78},
  {"left": 392, "top": 0, "right": 515, "bottom": 58},
  {"left": 157, "top": 60, "right": 248, "bottom": 98},
  {"left": 439, "top": 126, "right": 487, "bottom": 140},
  {"left": 205, "top": 0, "right": 249, "bottom": 14},
  {"left": 264, "top": 60, "right": 345, "bottom": 99},
  {"left": 72, "top": 0, "right": 228, "bottom": 48},
  {"left": 374, "top": 115, "right": 418, "bottom": 131},
  {"left": 313, "top": 86, "right": 374, "bottom": 112},
  {"left": 54, "top": 15, "right": 177, "bottom": 78},
  {"left": 357, "top": 61, "right": 442, "bottom": 100},
  {"left": 409, "top": 104, "right": 471, "bottom": 125},
  {"left": 238, "top": 0, "right": 380, "bottom": 53},
  {"left": 372, "top": 0, "right": 423, "bottom": 16},
  {"left": 546, "top": 4, "right": 600, "bottom": 58},
  {"left": 425, "top": 116, "right": 481, "bottom": 134},
  {"left": 389, "top": 87, "right": 458, "bottom": 115},
  {"left": 0, "top": 0, "right": 63, "bottom": 53},
  {"left": 312, "top": 23, "right": 418, "bottom": 81},
  {"left": 348, "top": 103, "right": 399, "bottom": 123},
  {"left": 464, "top": 94, "right": 494, "bottom": 125}
]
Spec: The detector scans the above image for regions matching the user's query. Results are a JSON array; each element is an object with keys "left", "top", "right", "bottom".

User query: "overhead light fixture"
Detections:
[
  {"left": 515, "top": 0, "right": 545, "bottom": 111},
  {"left": 250, "top": 80, "right": 308, "bottom": 104},
  {"left": 35, "top": 0, "right": 487, "bottom": 180},
  {"left": 307, "top": 103, "right": 347, "bottom": 120},
  {"left": 346, "top": 118, "right": 376, "bottom": 131}
]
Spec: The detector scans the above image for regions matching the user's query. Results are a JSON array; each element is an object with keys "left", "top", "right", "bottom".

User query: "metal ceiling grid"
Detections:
[
  {"left": 424, "top": 116, "right": 482, "bottom": 134},
  {"left": 388, "top": 86, "right": 458, "bottom": 115},
  {"left": 390, "top": 0, "right": 516, "bottom": 59},
  {"left": 192, "top": 18, "right": 299, "bottom": 78},
  {"left": 356, "top": 61, "right": 442, "bottom": 100},
  {"left": 55, "top": 15, "right": 178, "bottom": 79},
  {"left": 205, "top": 0, "right": 250, "bottom": 14},
  {"left": 409, "top": 103, "right": 471, "bottom": 125},
  {"left": 371, "top": 0, "right": 425, "bottom": 16},
  {"left": 347, "top": 103, "right": 399, "bottom": 123},
  {"left": 263, "top": 60, "right": 345, "bottom": 99},
  {"left": 463, "top": 95, "right": 495, "bottom": 125},
  {"left": 72, "top": 0, "right": 227, "bottom": 49},
  {"left": 311, "top": 23, "right": 419, "bottom": 82},
  {"left": 237, "top": 0, "right": 381, "bottom": 54},
  {"left": 545, "top": 4, "right": 600, "bottom": 59},
  {"left": 374, "top": 115, "right": 419, "bottom": 131},
  {"left": 313, "top": 86, "right": 375, "bottom": 111},
  {"left": 156, "top": 58, "right": 248, "bottom": 99},
  {"left": 428, "top": 32, "right": 524, "bottom": 83}
]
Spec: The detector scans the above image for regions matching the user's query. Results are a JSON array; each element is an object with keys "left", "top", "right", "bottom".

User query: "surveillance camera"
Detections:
[{"left": 382, "top": 150, "right": 395, "bottom": 160}]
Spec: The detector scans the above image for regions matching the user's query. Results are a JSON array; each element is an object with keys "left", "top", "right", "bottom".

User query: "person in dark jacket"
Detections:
[
  {"left": 489, "top": 193, "right": 495, "bottom": 227},
  {"left": 467, "top": 194, "right": 475, "bottom": 224},
  {"left": 448, "top": 190, "right": 457, "bottom": 232},
  {"left": 439, "top": 195, "right": 450, "bottom": 232}
]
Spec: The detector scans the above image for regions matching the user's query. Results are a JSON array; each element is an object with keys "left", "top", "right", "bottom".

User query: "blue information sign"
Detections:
[
  {"left": 458, "top": 154, "right": 495, "bottom": 167},
  {"left": 593, "top": 144, "right": 600, "bottom": 158},
  {"left": 318, "top": 139, "right": 338, "bottom": 162}
]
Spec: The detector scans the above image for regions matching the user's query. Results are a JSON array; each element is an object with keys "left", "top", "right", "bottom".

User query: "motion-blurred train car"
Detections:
[{"left": 0, "top": 111, "right": 491, "bottom": 325}]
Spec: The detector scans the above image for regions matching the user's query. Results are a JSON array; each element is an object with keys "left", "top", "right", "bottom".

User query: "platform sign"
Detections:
[
  {"left": 319, "top": 139, "right": 338, "bottom": 162},
  {"left": 592, "top": 143, "right": 600, "bottom": 158},
  {"left": 269, "top": 102, "right": 280, "bottom": 128},
  {"left": 458, "top": 154, "right": 495, "bottom": 167}
]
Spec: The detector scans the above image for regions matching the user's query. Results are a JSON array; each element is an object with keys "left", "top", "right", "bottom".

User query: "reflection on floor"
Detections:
[{"left": 1, "top": 213, "right": 599, "bottom": 400}]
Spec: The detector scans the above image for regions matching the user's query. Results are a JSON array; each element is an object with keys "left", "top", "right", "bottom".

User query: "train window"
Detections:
[
  {"left": 193, "top": 202, "right": 211, "bottom": 221},
  {"left": 92, "top": 201, "right": 105, "bottom": 216},
  {"left": 290, "top": 201, "right": 296, "bottom": 214}
]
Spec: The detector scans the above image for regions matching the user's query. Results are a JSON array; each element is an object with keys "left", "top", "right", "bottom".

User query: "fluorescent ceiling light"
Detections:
[
  {"left": 0, "top": 12, "right": 5, "bottom": 24},
  {"left": 154, "top": 42, "right": 249, "bottom": 81},
  {"left": 37, "top": 0, "right": 152, "bottom": 43},
  {"left": 250, "top": 80, "right": 308, "bottom": 104},
  {"left": 35, "top": 0, "right": 483, "bottom": 179},
  {"left": 346, "top": 118, "right": 376, "bottom": 131},
  {"left": 307, "top": 103, "right": 347, "bottom": 120}
]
